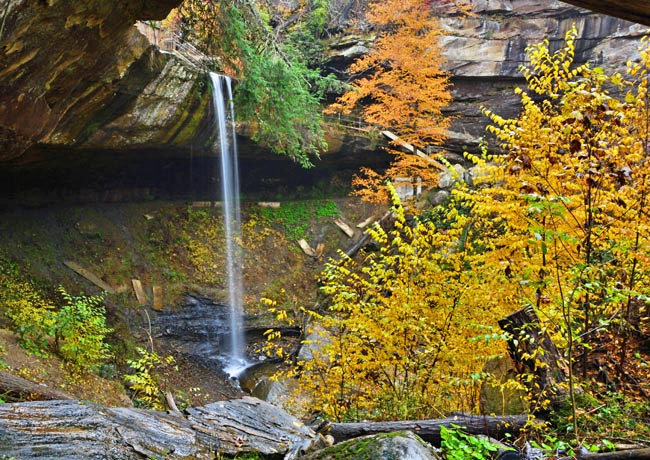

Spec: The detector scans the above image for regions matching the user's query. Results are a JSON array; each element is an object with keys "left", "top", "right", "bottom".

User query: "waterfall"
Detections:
[{"left": 209, "top": 72, "right": 247, "bottom": 376}]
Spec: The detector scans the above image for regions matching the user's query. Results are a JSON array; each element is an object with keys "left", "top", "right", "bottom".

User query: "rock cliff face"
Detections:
[
  {"left": 0, "top": 0, "right": 213, "bottom": 164},
  {"left": 439, "top": 0, "right": 648, "bottom": 153},
  {"left": 326, "top": 1, "right": 649, "bottom": 155},
  {"left": 0, "top": 0, "right": 649, "bottom": 198}
]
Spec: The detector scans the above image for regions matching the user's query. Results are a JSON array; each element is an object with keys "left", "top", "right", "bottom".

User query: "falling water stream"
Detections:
[{"left": 209, "top": 72, "right": 247, "bottom": 377}]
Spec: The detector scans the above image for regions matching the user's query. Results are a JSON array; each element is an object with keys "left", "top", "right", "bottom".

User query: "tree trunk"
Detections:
[
  {"left": 557, "top": 448, "right": 650, "bottom": 459},
  {"left": 0, "top": 371, "right": 74, "bottom": 401},
  {"left": 498, "top": 306, "right": 568, "bottom": 410},
  {"left": 328, "top": 413, "right": 528, "bottom": 446},
  {"left": 0, "top": 397, "right": 323, "bottom": 459}
]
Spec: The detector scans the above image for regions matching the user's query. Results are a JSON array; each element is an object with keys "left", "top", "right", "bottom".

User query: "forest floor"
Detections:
[{"left": 0, "top": 197, "right": 382, "bottom": 408}]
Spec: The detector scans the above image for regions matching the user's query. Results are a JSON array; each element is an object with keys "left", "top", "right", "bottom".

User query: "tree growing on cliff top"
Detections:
[
  {"left": 170, "top": 0, "right": 334, "bottom": 167},
  {"left": 329, "top": 0, "right": 452, "bottom": 202}
]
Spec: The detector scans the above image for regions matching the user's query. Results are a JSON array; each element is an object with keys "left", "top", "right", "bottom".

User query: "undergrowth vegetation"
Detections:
[
  {"left": 254, "top": 200, "right": 339, "bottom": 241},
  {"left": 266, "top": 186, "right": 510, "bottom": 421},
  {"left": 0, "top": 258, "right": 112, "bottom": 373},
  {"left": 264, "top": 28, "right": 650, "bottom": 452},
  {"left": 124, "top": 346, "right": 177, "bottom": 410}
]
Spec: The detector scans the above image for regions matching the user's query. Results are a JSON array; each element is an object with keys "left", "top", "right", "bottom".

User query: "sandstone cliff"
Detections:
[
  {"left": 1, "top": 0, "right": 649, "bottom": 196},
  {"left": 441, "top": 0, "right": 648, "bottom": 153},
  {"left": 0, "top": 0, "right": 213, "bottom": 165},
  {"left": 326, "top": 1, "right": 648, "bottom": 155}
]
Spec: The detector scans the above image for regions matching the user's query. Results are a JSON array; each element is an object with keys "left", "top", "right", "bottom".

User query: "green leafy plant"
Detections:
[
  {"left": 255, "top": 200, "right": 339, "bottom": 241},
  {"left": 124, "top": 347, "right": 176, "bottom": 410},
  {"left": 529, "top": 434, "right": 575, "bottom": 458},
  {"left": 2, "top": 265, "right": 112, "bottom": 370},
  {"left": 178, "top": 1, "right": 334, "bottom": 166},
  {"left": 51, "top": 287, "right": 112, "bottom": 372},
  {"left": 440, "top": 425, "right": 502, "bottom": 460}
]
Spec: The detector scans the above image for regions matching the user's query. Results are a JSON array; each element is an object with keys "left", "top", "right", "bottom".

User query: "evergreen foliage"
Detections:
[{"left": 176, "top": 1, "right": 335, "bottom": 166}]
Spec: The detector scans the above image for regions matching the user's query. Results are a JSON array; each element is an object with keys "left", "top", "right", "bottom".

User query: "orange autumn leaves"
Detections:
[{"left": 330, "top": 0, "right": 452, "bottom": 202}]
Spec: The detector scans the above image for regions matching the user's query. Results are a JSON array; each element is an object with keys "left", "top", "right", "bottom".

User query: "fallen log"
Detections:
[
  {"left": 334, "top": 218, "right": 355, "bottom": 238},
  {"left": 131, "top": 279, "right": 147, "bottom": 306},
  {"left": 299, "top": 238, "right": 316, "bottom": 257},
  {"left": 0, "top": 371, "right": 73, "bottom": 401},
  {"left": 557, "top": 448, "right": 650, "bottom": 459},
  {"left": 344, "top": 232, "right": 371, "bottom": 258},
  {"left": 0, "top": 397, "right": 323, "bottom": 459},
  {"left": 382, "top": 130, "right": 446, "bottom": 171},
  {"left": 63, "top": 260, "right": 116, "bottom": 294},
  {"left": 329, "top": 413, "right": 528, "bottom": 446},
  {"left": 344, "top": 211, "right": 394, "bottom": 259}
]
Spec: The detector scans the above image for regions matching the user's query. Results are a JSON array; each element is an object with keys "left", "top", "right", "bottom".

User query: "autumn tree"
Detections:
[
  {"left": 460, "top": 28, "right": 650, "bottom": 429},
  {"left": 265, "top": 185, "right": 512, "bottom": 421},
  {"left": 264, "top": 29, "right": 650, "bottom": 426},
  {"left": 329, "top": 0, "right": 452, "bottom": 202}
]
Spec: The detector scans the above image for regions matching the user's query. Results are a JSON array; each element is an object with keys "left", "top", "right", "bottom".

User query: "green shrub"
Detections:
[
  {"left": 51, "top": 287, "right": 112, "bottom": 372},
  {"left": 440, "top": 425, "right": 504, "bottom": 460},
  {"left": 255, "top": 200, "right": 339, "bottom": 241}
]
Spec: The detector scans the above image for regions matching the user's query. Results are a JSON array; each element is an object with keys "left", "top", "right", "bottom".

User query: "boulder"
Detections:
[
  {"left": 480, "top": 356, "right": 529, "bottom": 416},
  {"left": 438, "top": 164, "right": 467, "bottom": 189},
  {"left": 303, "top": 431, "right": 441, "bottom": 460},
  {"left": 428, "top": 190, "right": 450, "bottom": 206}
]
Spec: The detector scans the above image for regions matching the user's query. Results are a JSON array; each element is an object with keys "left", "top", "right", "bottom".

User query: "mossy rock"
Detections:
[{"left": 303, "top": 431, "right": 440, "bottom": 460}]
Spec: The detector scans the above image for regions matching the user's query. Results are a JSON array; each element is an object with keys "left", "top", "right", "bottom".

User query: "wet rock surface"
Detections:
[
  {"left": 0, "top": 397, "right": 322, "bottom": 459},
  {"left": 151, "top": 295, "right": 230, "bottom": 370}
]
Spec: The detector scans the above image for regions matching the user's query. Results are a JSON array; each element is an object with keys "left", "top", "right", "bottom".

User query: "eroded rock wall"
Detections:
[
  {"left": 326, "top": 1, "right": 649, "bottom": 155},
  {"left": 441, "top": 0, "right": 648, "bottom": 153},
  {"left": 0, "top": 0, "right": 213, "bottom": 164},
  {"left": 1, "top": 0, "right": 649, "bottom": 199}
]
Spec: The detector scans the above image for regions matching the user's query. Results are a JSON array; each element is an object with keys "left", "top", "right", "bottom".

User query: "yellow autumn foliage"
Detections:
[
  {"left": 457, "top": 28, "right": 650, "bottom": 421},
  {"left": 268, "top": 28, "right": 650, "bottom": 425},
  {"left": 269, "top": 185, "right": 511, "bottom": 421}
]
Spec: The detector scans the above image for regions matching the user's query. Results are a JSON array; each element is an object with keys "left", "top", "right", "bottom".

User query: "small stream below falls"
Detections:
[{"left": 150, "top": 295, "right": 297, "bottom": 401}]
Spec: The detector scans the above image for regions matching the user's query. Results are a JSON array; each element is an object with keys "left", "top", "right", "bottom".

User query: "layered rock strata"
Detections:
[{"left": 0, "top": 0, "right": 213, "bottom": 164}]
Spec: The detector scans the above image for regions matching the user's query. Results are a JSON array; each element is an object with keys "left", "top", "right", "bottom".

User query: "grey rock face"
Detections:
[
  {"left": 324, "top": 2, "right": 646, "bottom": 157},
  {"left": 439, "top": 0, "right": 646, "bottom": 154}
]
